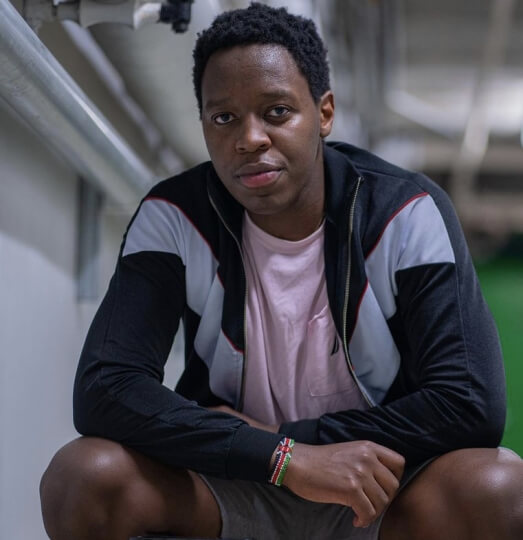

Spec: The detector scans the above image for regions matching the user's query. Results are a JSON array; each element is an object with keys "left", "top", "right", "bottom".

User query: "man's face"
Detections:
[{"left": 201, "top": 44, "right": 334, "bottom": 238}]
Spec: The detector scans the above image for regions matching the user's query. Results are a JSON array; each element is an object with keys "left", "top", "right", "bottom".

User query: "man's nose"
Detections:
[{"left": 235, "top": 115, "right": 271, "bottom": 153}]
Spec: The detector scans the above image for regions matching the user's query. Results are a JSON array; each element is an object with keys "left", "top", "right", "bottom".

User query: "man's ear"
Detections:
[{"left": 319, "top": 91, "right": 335, "bottom": 138}]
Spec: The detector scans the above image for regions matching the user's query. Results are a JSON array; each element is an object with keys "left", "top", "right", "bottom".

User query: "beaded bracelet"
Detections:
[{"left": 268, "top": 437, "right": 295, "bottom": 486}]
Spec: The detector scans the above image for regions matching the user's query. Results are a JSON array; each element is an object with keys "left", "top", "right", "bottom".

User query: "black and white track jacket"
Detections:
[{"left": 74, "top": 142, "right": 506, "bottom": 483}]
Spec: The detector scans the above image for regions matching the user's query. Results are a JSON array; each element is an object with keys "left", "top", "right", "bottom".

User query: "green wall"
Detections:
[{"left": 476, "top": 258, "right": 523, "bottom": 456}]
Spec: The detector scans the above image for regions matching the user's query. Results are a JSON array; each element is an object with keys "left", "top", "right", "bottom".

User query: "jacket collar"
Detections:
[{"left": 323, "top": 142, "right": 363, "bottom": 227}]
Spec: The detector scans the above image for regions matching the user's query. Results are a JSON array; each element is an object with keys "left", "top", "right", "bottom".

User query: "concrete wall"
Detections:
[
  {"left": 0, "top": 100, "right": 103, "bottom": 538},
  {"left": 0, "top": 6, "right": 186, "bottom": 536},
  {"left": 0, "top": 99, "right": 183, "bottom": 538}
]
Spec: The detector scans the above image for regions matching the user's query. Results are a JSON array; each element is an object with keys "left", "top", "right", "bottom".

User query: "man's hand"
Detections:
[
  {"left": 284, "top": 440, "right": 405, "bottom": 528},
  {"left": 209, "top": 407, "right": 404, "bottom": 526},
  {"left": 208, "top": 405, "right": 279, "bottom": 433}
]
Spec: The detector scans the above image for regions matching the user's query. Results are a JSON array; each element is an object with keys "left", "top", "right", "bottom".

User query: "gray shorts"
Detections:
[{"left": 200, "top": 460, "right": 431, "bottom": 540}]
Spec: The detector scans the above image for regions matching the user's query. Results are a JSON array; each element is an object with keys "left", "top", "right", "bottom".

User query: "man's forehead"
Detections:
[
  {"left": 202, "top": 44, "right": 306, "bottom": 108},
  {"left": 204, "top": 89, "right": 297, "bottom": 111}
]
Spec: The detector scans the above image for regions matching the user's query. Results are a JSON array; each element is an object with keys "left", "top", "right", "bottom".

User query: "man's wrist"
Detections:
[{"left": 267, "top": 437, "right": 294, "bottom": 486}]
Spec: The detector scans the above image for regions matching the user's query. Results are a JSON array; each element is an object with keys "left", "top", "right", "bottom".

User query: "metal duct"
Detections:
[{"left": 0, "top": 0, "right": 157, "bottom": 209}]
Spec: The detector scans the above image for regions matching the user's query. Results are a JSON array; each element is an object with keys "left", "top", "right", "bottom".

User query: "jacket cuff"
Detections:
[
  {"left": 279, "top": 418, "right": 319, "bottom": 444},
  {"left": 226, "top": 424, "right": 282, "bottom": 482}
]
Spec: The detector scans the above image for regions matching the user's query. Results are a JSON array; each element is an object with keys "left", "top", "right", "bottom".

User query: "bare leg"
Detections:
[
  {"left": 380, "top": 447, "right": 523, "bottom": 540},
  {"left": 40, "top": 437, "right": 221, "bottom": 540}
]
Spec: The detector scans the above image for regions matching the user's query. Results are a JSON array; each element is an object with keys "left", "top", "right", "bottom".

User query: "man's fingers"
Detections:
[
  {"left": 351, "top": 472, "right": 394, "bottom": 528},
  {"left": 353, "top": 475, "right": 391, "bottom": 527},
  {"left": 374, "top": 445, "right": 405, "bottom": 481},
  {"left": 349, "top": 489, "right": 376, "bottom": 528},
  {"left": 372, "top": 463, "right": 401, "bottom": 499}
]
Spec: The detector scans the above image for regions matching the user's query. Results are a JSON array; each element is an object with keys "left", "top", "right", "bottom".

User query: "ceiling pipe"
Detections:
[
  {"left": 61, "top": 20, "right": 183, "bottom": 176},
  {"left": 449, "top": 0, "right": 515, "bottom": 204},
  {"left": 0, "top": 0, "right": 157, "bottom": 210}
]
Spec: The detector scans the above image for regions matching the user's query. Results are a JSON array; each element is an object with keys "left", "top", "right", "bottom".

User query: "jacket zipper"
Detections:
[
  {"left": 342, "top": 177, "right": 374, "bottom": 407},
  {"left": 210, "top": 177, "right": 373, "bottom": 411},
  {"left": 208, "top": 192, "right": 249, "bottom": 411}
]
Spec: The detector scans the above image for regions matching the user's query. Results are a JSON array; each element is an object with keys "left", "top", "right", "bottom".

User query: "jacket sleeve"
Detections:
[
  {"left": 280, "top": 186, "right": 506, "bottom": 465},
  {"left": 73, "top": 196, "right": 281, "bottom": 482}
]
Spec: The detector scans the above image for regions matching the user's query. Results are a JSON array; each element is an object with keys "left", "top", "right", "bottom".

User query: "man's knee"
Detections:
[
  {"left": 465, "top": 448, "right": 523, "bottom": 538},
  {"left": 41, "top": 436, "right": 135, "bottom": 500},
  {"left": 40, "top": 437, "right": 222, "bottom": 540},
  {"left": 382, "top": 448, "right": 523, "bottom": 540},
  {"left": 40, "top": 437, "right": 137, "bottom": 539}
]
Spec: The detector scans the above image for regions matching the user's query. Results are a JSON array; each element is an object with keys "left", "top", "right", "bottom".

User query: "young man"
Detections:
[{"left": 41, "top": 4, "right": 522, "bottom": 540}]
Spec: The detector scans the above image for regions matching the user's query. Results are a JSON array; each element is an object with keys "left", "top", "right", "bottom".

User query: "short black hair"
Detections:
[{"left": 192, "top": 2, "right": 330, "bottom": 114}]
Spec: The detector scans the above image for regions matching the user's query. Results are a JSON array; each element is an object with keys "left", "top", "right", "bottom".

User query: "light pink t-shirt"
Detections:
[{"left": 241, "top": 213, "right": 368, "bottom": 425}]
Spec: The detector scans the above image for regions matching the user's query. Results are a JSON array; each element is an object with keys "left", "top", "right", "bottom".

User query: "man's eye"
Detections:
[
  {"left": 267, "top": 106, "right": 289, "bottom": 118},
  {"left": 214, "top": 113, "right": 234, "bottom": 125}
]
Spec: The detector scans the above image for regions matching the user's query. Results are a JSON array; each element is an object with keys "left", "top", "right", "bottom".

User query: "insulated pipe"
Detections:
[{"left": 0, "top": 0, "right": 157, "bottom": 209}]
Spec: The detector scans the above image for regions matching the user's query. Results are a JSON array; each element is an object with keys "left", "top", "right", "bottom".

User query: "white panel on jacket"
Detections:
[
  {"left": 122, "top": 198, "right": 218, "bottom": 316},
  {"left": 365, "top": 193, "right": 455, "bottom": 321}
]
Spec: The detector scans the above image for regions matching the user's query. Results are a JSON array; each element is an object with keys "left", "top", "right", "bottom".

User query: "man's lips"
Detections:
[
  {"left": 235, "top": 163, "right": 283, "bottom": 189},
  {"left": 238, "top": 169, "right": 282, "bottom": 188}
]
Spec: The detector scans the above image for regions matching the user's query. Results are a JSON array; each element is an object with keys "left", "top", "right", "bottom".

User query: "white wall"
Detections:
[
  {"left": 0, "top": 94, "right": 184, "bottom": 539},
  {"left": 0, "top": 100, "right": 136, "bottom": 537}
]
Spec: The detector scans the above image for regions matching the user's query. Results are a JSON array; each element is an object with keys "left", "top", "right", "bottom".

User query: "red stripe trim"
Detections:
[{"left": 365, "top": 192, "right": 428, "bottom": 260}]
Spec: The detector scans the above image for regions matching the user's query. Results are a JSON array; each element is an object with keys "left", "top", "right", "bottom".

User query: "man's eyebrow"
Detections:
[
  {"left": 259, "top": 89, "right": 295, "bottom": 100},
  {"left": 203, "top": 97, "right": 229, "bottom": 110},
  {"left": 204, "top": 89, "right": 296, "bottom": 110}
]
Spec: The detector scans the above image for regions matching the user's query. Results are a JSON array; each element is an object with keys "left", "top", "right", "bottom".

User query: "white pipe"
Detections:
[
  {"left": 61, "top": 20, "right": 183, "bottom": 174},
  {"left": 0, "top": 0, "right": 157, "bottom": 209}
]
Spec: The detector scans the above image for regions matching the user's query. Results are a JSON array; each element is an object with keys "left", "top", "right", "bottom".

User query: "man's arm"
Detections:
[
  {"left": 212, "top": 187, "right": 505, "bottom": 523},
  {"left": 279, "top": 188, "right": 506, "bottom": 465},
  {"left": 76, "top": 250, "right": 404, "bottom": 526},
  {"left": 73, "top": 196, "right": 282, "bottom": 483}
]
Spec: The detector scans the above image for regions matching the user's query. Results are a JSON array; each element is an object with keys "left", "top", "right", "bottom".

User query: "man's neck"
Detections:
[{"left": 247, "top": 199, "right": 325, "bottom": 241}]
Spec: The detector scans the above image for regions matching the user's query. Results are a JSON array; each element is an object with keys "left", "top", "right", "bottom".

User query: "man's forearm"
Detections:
[{"left": 208, "top": 404, "right": 280, "bottom": 434}]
